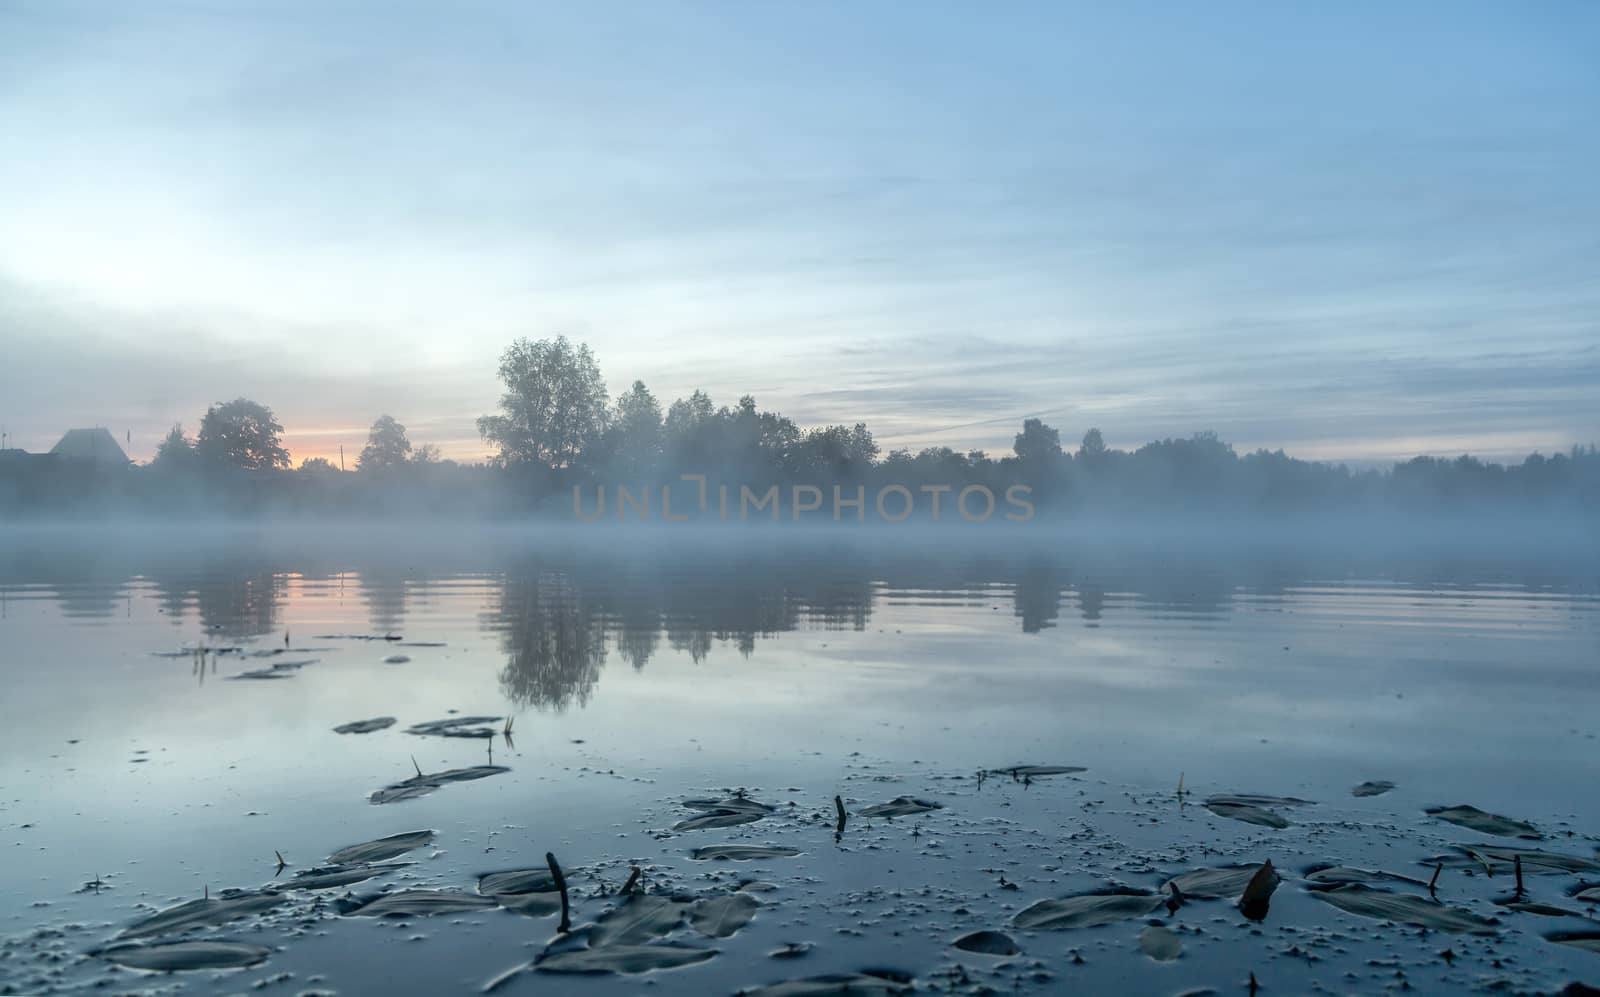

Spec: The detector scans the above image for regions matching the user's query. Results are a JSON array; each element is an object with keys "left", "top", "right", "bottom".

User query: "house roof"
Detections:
[{"left": 49, "top": 428, "right": 129, "bottom": 465}]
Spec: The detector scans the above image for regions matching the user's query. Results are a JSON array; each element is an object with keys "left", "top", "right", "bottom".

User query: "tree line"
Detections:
[{"left": 3, "top": 334, "right": 1596, "bottom": 519}]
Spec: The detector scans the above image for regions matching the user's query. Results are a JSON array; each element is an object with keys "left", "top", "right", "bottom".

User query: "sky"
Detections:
[{"left": 1, "top": 1, "right": 1596, "bottom": 466}]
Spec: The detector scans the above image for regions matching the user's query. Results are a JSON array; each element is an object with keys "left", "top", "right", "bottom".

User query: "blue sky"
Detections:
[{"left": 1, "top": 1, "right": 1596, "bottom": 464}]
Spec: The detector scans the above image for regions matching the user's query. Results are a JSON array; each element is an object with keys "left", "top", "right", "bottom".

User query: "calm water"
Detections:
[{"left": 1, "top": 526, "right": 1597, "bottom": 994}]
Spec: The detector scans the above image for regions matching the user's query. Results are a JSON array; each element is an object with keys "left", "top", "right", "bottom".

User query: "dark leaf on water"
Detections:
[
  {"left": 119, "top": 890, "right": 286, "bottom": 939},
  {"left": 285, "top": 863, "right": 409, "bottom": 890},
  {"left": 952, "top": 930, "right": 1018, "bottom": 955},
  {"left": 675, "top": 810, "right": 766, "bottom": 831},
  {"left": 590, "top": 895, "right": 692, "bottom": 946},
  {"left": 1459, "top": 845, "right": 1599, "bottom": 875},
  {"left": 1238, "top": 860, "right": 1279, "bottom": 921},
  {"left": 1313, "top": 884, "right": 1499, "bottom": 934},
  {"left": 987, "top": 765, "right": 1087, "bottom": 778},
  {"left": 683, "top": 796, "right": 776, "bottom": 814},
  {"left": 1573, "top": 886, "right": 1600, "bottom": 903},
  {"left": 478, "top": 868, "right": 558, "bottom": 896},
  {"left": 1204, "top": 802, "right": 1289, "bottom": 829},
  {"left": 535, "top": 943, "right": 717, "bottom": 975},
  {"left": 1353, "top": 780, "right": 1397, "bottom": 797},
  {"left": 333, "top": 717, "right": 396, "bottom": 735},
  {"left": 406, "top": 716, "right": 504, "bottom": 738},
  {"left": 690, "top": 845, "right": 801, "bottom": 862},
  {"left": 1012, "top": 891, "right": 1163, "bottom": 930},
  {"left": 1502, "top": 901, "right": 1581, "bottom": 917},
  {"left": 344, "top": 889, "right": 499, "bottom": 917},
  {"left": 1163, "top": 865, "right": 1263, "bottom": 900},
  {"left": 741, "top": 972, "right": 915, "bottom": 996},
  {"left": 1139, "top": 925, "right": 1183, "bottom": 961},
  {"left": 100, "top": 940, "right": 272, "bottom": 971},
  {"left": 327, "top": 829, "right": 435, "bottom": 865},
  {"left": 1427, "top": 805, "right": 1541, "bottom": 839},
  {"left": 1547, "top": 931, "right": 1600, "bottom": 953},
  {"left": 690, "top": 893, "right": 761, "bottom": 938},
  {"left": 498, "top": 892, "right": 563, "bottom": 916},
  {"left": 1304, "top": 865, "right": 1428, "bottom": 888},
  {"left": 859, "top": 797, "right": 943, "bottom": 819},
  {"left": 370, "top": 765, "right": 510, "bottom": 804},
  {"left": 1204, "top": 793, "right": 1314, "bottom": 807}
]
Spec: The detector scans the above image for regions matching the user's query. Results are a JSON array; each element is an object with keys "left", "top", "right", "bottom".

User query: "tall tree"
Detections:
[
  {"left": 196, "top": 399, "right": 290, "bottom": 471},
  {"left": 1077, "top": 427, "right": 1107, "bottom": 462},
  {"left": 478, "top": 336, "right": 610, "bottom": 468},
  {"left": 359, "top": 414, "right": 412, "bottom": 470},
  {"left": 608, "top": 380, "right": 663, "bottom": 474},
  {"left": 152, "top": 423, "right": 198, "bottom": 469},
  {"left": 1013, "top": 418, "right": 1062, "bottom": 463}
]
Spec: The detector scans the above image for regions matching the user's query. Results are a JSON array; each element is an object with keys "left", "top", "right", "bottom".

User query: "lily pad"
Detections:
[
  {"left": 690, "top": 893, "right": 761, "bottom": 938},
  {"left": 1352, "top": 780, "right": 1396, "bottom": 797},
  {"left": 383, "top": 654, "right": 411, "bottom": 664},
  {"left": 590, "top": 895, "right": 692, "bottom": 946},
  {"left": 859, "top": 797, "right": 943, "bottom": 819},
  {"left": 328, "top": 829, "right": 436, "bottom": 865},
  {"left": 674, "top": 797, "right": 775, "bottom": 831},
  {"left": 1205, "top": 793, "right": 1314, "bottom": 807},
  {"left": 478, "top": 868, "right": 558, "bottom": 896},
  {"left": 690, "top": 845, "right": 801, "bottom": 861},
  {"left": 100, "top": 940, "right": 272, "bottom": 971},
  {"left": 1573, "top": 886, "right": 1600, "bottom": 903},
  {"left": 119, "top": 890, "right": 286, "bottom": 939},
  {"left": 952, "top": 930, "right": 1018, "bottom": 955},
  {"left": 1313, "top": 884, "right": 1499, "bottom": 934},
  {"left": 1139, "top": 925, "right": 1183, "bottom": 961},
  {"left": 1304, "top": 865, "right": 1427, "bottom": 888},
  {"left": 1012, "top": 891, "right": 1163, "bottom": 930},
  {"left": 1459, "top": 845, "right": 1600, "bottom": 875},
  {"left": 334, "top": 717, "right": 396, "bottom": 734},
  {"left": 1426, "top": 805, "right": 1541, "bottom": 839},
  {"left": 370, "top": 765, "right": 510, "bottom": 804},
  {"left": 1204, "top": 801, "right": 1289, "bottom": 829},
  {"left": 344, "top": 889, "right": 499, "bottom": 917},
  {"left": 535, "top": 943, "right": 717, "bottom": 975}
]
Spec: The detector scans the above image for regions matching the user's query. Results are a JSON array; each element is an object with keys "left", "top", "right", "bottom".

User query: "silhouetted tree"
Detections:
[
  {"left": 152, "top": 423, "right": 199, "bottom": 470},
  {"left": 1013, "top": 418, "right": 1062, "bottom": 464},
  {"left": 359, "top": 414, "right": 412, "bottom": 470},
  {"left": 197, "top": 399, "right": 290, "bottom": 471},
  {"left": 411, "top": 443, "right": 442, "bottom": 465},
  {"left": 606, "top": 380, "right": 664, "bottom": 476},
  {"left": 298, "top": 456, "right": 339, "bottom": 475},
  {"left": 478, "top": 335, "right": 610, "bottom": 468},
  {"left": 1077, "top": 427, "right": 1107, "bottom": 462}
]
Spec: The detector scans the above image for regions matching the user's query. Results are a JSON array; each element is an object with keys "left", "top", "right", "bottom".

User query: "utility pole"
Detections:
[{"left": 339, "top": 445, "right": 345, "bottom": 471}]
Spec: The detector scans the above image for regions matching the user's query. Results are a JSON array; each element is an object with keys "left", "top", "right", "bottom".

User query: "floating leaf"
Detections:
[
  {"left": 334, "top": 717, "right": 395, "bottom": 735},
  {"left": 1313, "top": 884, "right": 1499, "bottom": 934},
  {"left": 370, "top": 766, "right": 510, "bottom": 804},
  {"left": 1139, "top": 925, "right": 1182, "bottom": 961},
  {"left": 674, "top": 810, "right": 766, "bottom": 831},
  {"left": 406, "top": 716, "right": 504, "bottom": 738},
  {"left": 383, "top": 654, "right": 411, "bottom": 664},
  {"left": 1547, "top": 930, "right": 1600, "bottom": 953},
  {"left": 478, "top": 869, "right": 558, "bottom": 896},
  {"left": 1205, "top": 793, "right": 1314, "bottom": 807},
  {"left": 1163, "top": 865, "right": 1262, "bottom": 900},
  {"left": 690, "top": 845, "right": 801, "bottom": 862},
  {"left": 951, "top": 930, "right": 1018, "bottom": 955},
  {"left": 100, "top": 940, "right": 271, "bottom": 971},
  {"left": 328, "top": 830, "right": 435, "bottom": 865},
  {"left": 859, "top": 797, "right": 943, "bottom": 819},
  {"left": 987, "top": 765, "right": 1087, "bottom": 778},
  {"left": 1502, "top": 901, "right": 1580, "bottom": 917},
  {"left": 742, "top": 972, "right": 915, "bottom": 995},
  {"left": 344, "top": 889, "right": 499, "bottom": 917},
  {"left": 119, "top": 890, "right": 285, "bottom": 939},
  {"left": 590, "top": 895, "right": 692, "bottom": 946},
  {"left": 1426, "top": 805, "right": 1541, "bottom": 839},
  {"left": 683, "top": 796, "right": 776, "bottom": 814},
  {"left": 535, "top": 943, "right": 716, "bottom": 975},
  {"left": 1304, "top": 865, "right": 1427, "bottom": 888},
  {"left": 1573, "top": 886, "right": 1600, "bottom": 903},
  {"left": 1459, "top": 845, "right": 1600, "bottom": 875},
  {"left": 1012, "top": 891, "right": 1162, "bottom": 930},
  {"left": 690, "top": 893, "right": 761, "bottom": 938},
  {"left": 1352, "top": 781, "right": 1396, "bottom": 798},
  {"left": 1205, "top": 802, "right": 1289, "bottom": 829},
  {"left": 285, "top": 863, "right": 409, "bottom": 890}
]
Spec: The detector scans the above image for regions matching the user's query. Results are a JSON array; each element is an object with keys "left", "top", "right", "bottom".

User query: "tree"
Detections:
[
  {"left": 197, "top": 399, "right": 290, "bottom": 471},
  {"left": 478, "top": 336, "right": 610, "bottom": 468},
  {"left": 1077, "top": 427, "right": 1107, "bottom": 462},
  {"left": 608, "top": 380, "right": 663, "bottom": 474},
  {"left": 359, "top": 414, "right": 412, "bottom": 470},
  {"left": 1013, "top": 418, "right": 1062, "bottom": 464},
  {"left": 152, "top": 423, "right": 198, "bottom": 469},
  {"left": 298, "top": 456, "right": 339, "bottom": 474},
  {"left": 411, "top": 443, "right": 442, "bottom": 465}
]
